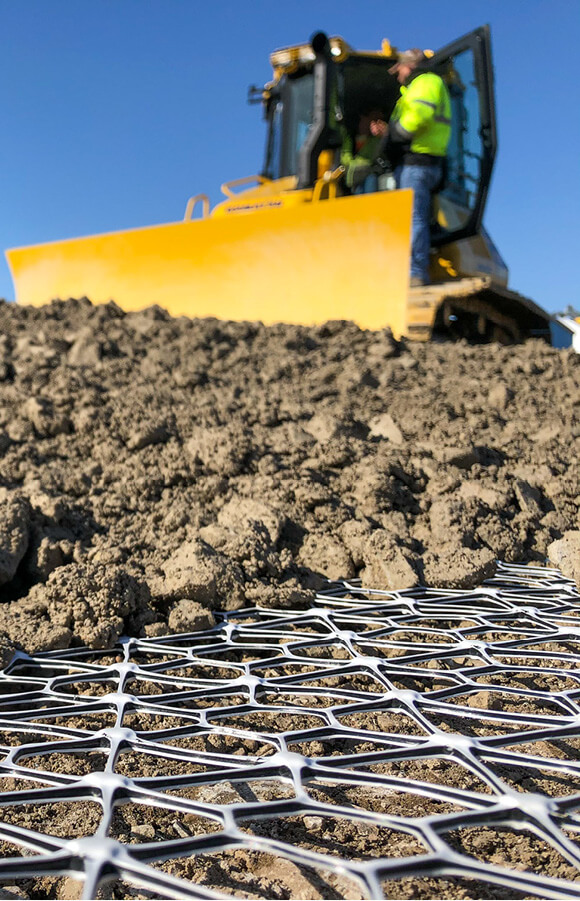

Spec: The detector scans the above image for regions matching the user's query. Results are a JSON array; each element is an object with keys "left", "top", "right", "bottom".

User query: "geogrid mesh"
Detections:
[{"left": 1, "top": 563, "right": 580, "bottom": 898}]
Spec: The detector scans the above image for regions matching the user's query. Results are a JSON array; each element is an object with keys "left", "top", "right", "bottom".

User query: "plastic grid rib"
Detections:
[{"left": 0, "top": 563, "right": 579, "bottom": 899}]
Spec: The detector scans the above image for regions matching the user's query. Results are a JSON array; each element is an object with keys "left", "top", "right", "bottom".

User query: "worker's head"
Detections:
[{"left": 389, "top": 48, "right": 425, "bottom": 84}]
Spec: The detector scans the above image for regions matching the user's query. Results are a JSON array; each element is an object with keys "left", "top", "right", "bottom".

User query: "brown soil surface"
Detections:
[{"left": 0, "top": 299, "right": 577, "bottom": 657}]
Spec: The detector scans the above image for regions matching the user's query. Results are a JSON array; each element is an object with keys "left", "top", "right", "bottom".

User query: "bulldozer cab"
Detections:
[{"left": 260, "top": 26, "right": 498, "bottom": 253}]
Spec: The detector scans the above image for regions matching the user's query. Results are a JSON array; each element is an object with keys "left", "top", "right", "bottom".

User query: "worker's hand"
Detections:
[{"left": 370, "top": 119, "right": 388, "bottom": 137}]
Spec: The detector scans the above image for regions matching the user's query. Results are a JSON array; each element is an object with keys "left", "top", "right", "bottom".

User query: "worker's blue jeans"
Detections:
[{"left": 395, "top": 162, "right": 443, "bottom": 282}]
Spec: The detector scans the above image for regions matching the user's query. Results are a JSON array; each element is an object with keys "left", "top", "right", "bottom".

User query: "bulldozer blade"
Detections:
[{"left": 6, "top": 188, "right": 412, "bottom": 337}]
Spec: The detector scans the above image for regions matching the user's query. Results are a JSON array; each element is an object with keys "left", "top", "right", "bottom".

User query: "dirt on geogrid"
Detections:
[
  {"left": 0, "top": 297, "right": 578, "bottom": 658},
  {"left": 0, "top": 298, "right": 579, "bottom": 898}
]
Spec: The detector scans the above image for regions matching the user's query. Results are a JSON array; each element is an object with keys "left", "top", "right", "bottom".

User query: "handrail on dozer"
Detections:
[
  {"left": 184, "top": 195, "right": 211, "bottom": 221},
  {"left": 219, "top": 175, "right": 272, "bottom": 198}
]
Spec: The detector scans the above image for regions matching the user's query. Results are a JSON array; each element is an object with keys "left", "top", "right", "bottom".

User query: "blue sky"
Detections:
[{"left": 0, "top": 0, "right": 578, "bottom": 314}]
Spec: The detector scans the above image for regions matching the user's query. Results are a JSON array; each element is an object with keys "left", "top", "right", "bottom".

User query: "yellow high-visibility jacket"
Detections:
[
  {"left": 339, "top": 127, "right": 382, "bottom": 188},
  {"left": 390, "top": 72, "right": 451, "bottom": 158}
]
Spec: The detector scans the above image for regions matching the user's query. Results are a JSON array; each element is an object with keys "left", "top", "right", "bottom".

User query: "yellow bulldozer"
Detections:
[{"left": 6, "top": 26, "right": 552, "bottom": 344}]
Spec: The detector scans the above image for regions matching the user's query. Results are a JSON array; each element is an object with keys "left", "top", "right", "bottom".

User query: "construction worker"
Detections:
[
  {"left": 340, "top": 109, "right": 386, "bottom": 194},
  {"left": 371, "top": 48, "right": 452, "bottom": 286}
]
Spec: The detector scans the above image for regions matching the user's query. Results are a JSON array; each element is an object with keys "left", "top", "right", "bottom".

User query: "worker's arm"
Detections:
[
  {"left": 341, "top": 135, "right": 381, "bottom": 188},
  {"left": 340, "top": 143, "right": 367, "bottom": 187},
  {"left": 339, "top": 122, "right": 356, "bottom": 167},
  {"left": 340, "top": 145, "right": 355, "bottom": 167}
]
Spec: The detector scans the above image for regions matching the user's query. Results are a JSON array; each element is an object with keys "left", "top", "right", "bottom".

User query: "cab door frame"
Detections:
[{"left": 431, "top": 24, "right": 497, "bottom": 246}]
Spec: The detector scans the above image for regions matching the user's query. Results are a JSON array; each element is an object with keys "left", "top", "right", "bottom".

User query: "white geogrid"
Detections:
[{"left": 0, "top": 563, "right": 579, "bottom": 898}]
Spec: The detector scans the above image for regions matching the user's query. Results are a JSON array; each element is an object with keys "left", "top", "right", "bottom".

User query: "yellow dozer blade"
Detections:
[{"left": 6, "top": 189, "right": 413, "bottom": 338}]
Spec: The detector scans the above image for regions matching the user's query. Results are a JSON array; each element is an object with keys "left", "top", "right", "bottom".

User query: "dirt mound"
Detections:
[{"left": 0, "top": 298, "right": 578, "bottom": 653}]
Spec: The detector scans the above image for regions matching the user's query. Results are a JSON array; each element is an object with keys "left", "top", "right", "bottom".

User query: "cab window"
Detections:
[
  {"left": 264, "top": 72, "right": 315, "bottom": 179},
  {"left": 442, "top": 48, "right": 485, "bottom": 211}
]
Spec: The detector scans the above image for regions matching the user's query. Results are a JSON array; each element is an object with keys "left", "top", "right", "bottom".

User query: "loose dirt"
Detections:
[{"left": 0, "top": 299, "right": 578, "bottom": 657}]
